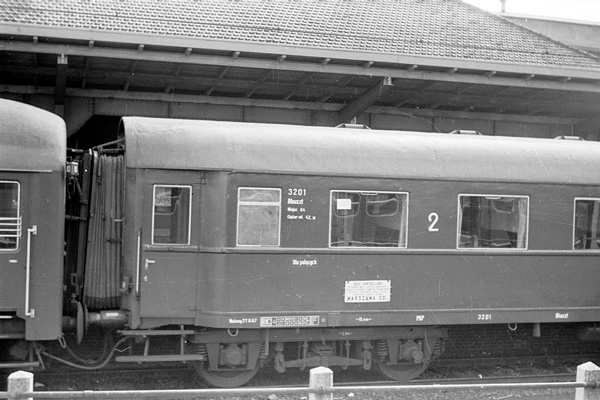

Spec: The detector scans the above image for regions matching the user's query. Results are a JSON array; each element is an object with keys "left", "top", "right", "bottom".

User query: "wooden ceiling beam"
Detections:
[
  {"left": 338, "top": 77, "right": 393, "bottom": 123},
  {"left": 4, "top": 40, "right": 600, "bottom": 93},
  {"left": 2, "top": 84, "right": 579, "bottom": 138},
  {"left": 55, "top": 53, "right": 68, "bottom": 116},
  {"left": 4, "top": 64, "right": 595, "bottom": 115}
]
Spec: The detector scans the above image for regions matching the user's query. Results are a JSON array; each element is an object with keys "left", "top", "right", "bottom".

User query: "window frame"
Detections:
[
  {"left": 329, "top": 189, "right": 409, "bottom": 249},
  {"left": 573, "top": 197, "right": 600, "bottom": 251},
  {"left": 0, "top": 180, "right": 21, "bottom": 251},
  {"left": 236, "top": 187, "right": 282, "bottom": 247},
  {"left": 456, "top": 193, "right": 530, "bottom": 250},
  {"left": 151, "top": 184, "right": 193, "bottom": 246}
]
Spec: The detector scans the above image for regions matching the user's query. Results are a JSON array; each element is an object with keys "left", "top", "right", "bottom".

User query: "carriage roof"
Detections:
[
  {"left": 122, "top": 117, "right": 600, "bottom": 186},
  {"left": 0, "top": 99, "right": 66, "bottom": 172}
]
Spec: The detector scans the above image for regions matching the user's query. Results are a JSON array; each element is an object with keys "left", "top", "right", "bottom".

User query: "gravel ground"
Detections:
[{"left": 5, "top": 361, "right": 583, "bottom": 400}]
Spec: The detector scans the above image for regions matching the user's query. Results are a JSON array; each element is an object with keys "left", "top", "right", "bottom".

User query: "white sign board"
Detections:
[{"left": 344, "top": 280, "right": 391, "bottom": 303}]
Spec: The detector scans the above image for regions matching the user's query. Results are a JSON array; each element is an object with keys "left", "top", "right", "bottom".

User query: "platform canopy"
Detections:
[{"left": 0, "top": 0, "right": 599, "bottom": 136}]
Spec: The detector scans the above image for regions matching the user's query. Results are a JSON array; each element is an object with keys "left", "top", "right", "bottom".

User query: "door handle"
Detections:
[{"left": 145, "top": 259, "right": 156, "bottom": 270}]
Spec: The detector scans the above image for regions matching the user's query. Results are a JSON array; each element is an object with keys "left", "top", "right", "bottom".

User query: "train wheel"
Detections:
[
  {"left": 373, "top": 337, "right": 441, "bottom": 381},
  {"left": 374, "top": 358, "right": 429, "bottom": 381},
  {"left": 193, "top": 361, "right": 260, "bottom": 388},
  {"left": 192, "top": 341, "right": 263, "bottom": 387}
]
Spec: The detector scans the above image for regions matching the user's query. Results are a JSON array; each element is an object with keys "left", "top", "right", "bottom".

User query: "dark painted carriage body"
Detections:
[
  {"left": 0, "top": 99, "right": 66, "bottom": 341},
  {"left": 3, "top": 97, "right": 600, "bottom": 386},
  {"left": 119, "top": 117, "right": 600, "bottom": 331}
]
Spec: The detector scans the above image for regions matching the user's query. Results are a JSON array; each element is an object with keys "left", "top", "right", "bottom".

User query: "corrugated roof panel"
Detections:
[{"left": 1, "top": 0, "right": 599, "bottom": 71}]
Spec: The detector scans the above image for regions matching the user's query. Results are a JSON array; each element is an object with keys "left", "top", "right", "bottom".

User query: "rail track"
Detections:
[{"left": 5, "top": 352, "right": 593, "bottom": 392}]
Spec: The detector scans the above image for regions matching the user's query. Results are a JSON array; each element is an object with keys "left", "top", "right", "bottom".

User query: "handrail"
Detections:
[
  {"left": 135, "top": 230, "right": 141, "bottom": 300},
  {"left": 25, "top": 225, "right": 36, "bottom": 318}
]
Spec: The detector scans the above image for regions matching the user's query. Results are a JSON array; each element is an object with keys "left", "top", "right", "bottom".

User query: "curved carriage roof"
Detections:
[
  {"left": 0, "top": 99, "right": 66, "bottom": 172},
  {"left": 122, "top": 117, "right": 600, "bottom": 186}
]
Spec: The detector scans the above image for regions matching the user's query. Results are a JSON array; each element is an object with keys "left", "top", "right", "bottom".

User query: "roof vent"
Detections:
[
  {"left": 554, "top": 135, "right": 584, "bottom": 140},
  {"left": 448, "top": 130, "right": 482, "bottom": 135},
  {"left": 335, "top": 123, "right": 371, "bottom": 129}
]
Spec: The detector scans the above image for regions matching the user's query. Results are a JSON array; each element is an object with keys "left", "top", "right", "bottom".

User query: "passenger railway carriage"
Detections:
[{"left": 2, "top": 98, "right": 600, "bottom": 387}]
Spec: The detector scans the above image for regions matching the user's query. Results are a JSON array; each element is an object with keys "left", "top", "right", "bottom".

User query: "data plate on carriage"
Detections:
[
  {"left": 344, "top": 280, "right": 391, "bottom": 303},
  {"left": 260, "top": 315, "right": 320, "bottom": 327}
]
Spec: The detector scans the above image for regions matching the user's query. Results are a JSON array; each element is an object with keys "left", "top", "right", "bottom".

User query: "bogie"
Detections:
[{"left": 188, "top": 326, "right": 446, "bottom": 386}]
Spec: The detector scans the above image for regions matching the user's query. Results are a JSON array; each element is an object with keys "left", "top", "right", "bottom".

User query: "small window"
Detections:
[
  {"left": 152, "top": 185, "right": 192, "bottom": 245},
  {"left": 330, "top": 191, "right": 408, "bottom": 248},
  {"left": 574, "top": 198, "right": 600, "bottom": 250},
  {"left": 458, "top": 195, "right": 528, "bottom": 249},
  {"left": 237, "top": 187, "right": 281, "bottom": 246},
  {"left": 0, "top": 181, "right": 20, "bottom": 250}
]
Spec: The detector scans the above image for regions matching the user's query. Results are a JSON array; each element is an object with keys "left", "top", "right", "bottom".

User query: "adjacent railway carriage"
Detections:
[
  {"left": 2, "top": 98, "right": 600, "bottom": 387},
  {"left": 0, "top": 99, "right": 66, "bottom": 344}
]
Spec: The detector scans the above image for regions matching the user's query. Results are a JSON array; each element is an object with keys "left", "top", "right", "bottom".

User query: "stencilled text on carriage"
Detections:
[
  {"left": 292, "top": 259, "right": 318, "bottom": 267},
  {"left": 260, "top": 316, "right": 320, "bottom": 327},
  {"left": 229, "top": 318, "right": 258, "bottom": 325},
  {"left": 344, "top": 280, "right": 391, "bottom": 303}
]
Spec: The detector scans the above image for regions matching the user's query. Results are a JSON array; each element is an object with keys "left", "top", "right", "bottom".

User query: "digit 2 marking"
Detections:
[{"left": 428, "top": 213, "right": 439, "bottom": 232}]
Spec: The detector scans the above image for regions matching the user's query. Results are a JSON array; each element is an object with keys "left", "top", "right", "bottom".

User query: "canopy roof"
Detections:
[
  {"left": 1, "top": 0, "right": 600, "bottom": 133},
  {"left": 3, "top": 0, "right": 599, "bottom": 71}
]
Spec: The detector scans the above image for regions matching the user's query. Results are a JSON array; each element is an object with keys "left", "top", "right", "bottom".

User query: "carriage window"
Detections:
[
  {"left": 0, "top": 181, "right": 20, "bottom": 250},
  {"left": 458, "top": 195, "right": 528, "bottom": 249},
  {"left": 330, "top": 191, "right": 408, "bottom": 248},
  {"left": 574, "top": 199, "right": 600, "bottom": 250},
  {"left": 237, "top": 187, "right": 281, "bottom": 246},
  {"left": 152, "top": 185, "right": 192, "bottom": 245}
]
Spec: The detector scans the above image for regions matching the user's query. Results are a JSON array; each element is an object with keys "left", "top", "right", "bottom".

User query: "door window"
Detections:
[
  {"left": 152, "top": 185, "right": 192, "bottom": 245},
  {"left": 237, "top": 187, "right": 281, "bottom": 246},
  {"left": 0, "top": 181, "right": 20, "bottom": 250}
]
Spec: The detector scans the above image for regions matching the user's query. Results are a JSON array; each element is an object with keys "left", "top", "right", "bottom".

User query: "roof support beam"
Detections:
[
  {"left": 1, "top": 85, "right": 578, "bottom": 136},
  {"left": 124, "top": 60, "right": 138, "bottom": 91},
  {"left": 55, "top": 53, "right": 67, "bottom": 116},
  {"left": 338, "top": 77, "right": 393, "bottom": 123},
  {"left": 218, "top": 66, "right": 229, "bottom": 79},
  {"left": 5, "top": 40, "right": 600, "bottom": 93},
  {"left": 259, "top": 70, "right": 273, "bottom": 82},
  {"left": 4, "top": 64, "right": 595, "bottom": 115},
  {"left": 31, "top": 37, "right": 39, "bottom": 86},
  {"left": 318, "top": 93, "right": 333, "bottom": 103},
  {"left": 297, "top": 73, "right": 314, "bottom": 85},
  {"left": 337, "top": 76, "right": 356, "bottom": 87}
]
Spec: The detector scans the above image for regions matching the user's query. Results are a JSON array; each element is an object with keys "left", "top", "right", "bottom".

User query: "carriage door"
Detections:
[
  {"left": 140, "top": 172, "right": 199, "bottom": 319},
  {"left": 0, "top": 177, "right": 31, "bottom": 318}
]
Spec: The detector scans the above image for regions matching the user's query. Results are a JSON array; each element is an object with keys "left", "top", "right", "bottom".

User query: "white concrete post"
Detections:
[
  {"left": 309, "top": 366, "right": 333, "bottom": 400},
  {"left": 576, "top": 362, "right": 600, "bottom": 400},
  {"left": 7, "top": 370, "right": 33, "bottom": 400}
]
